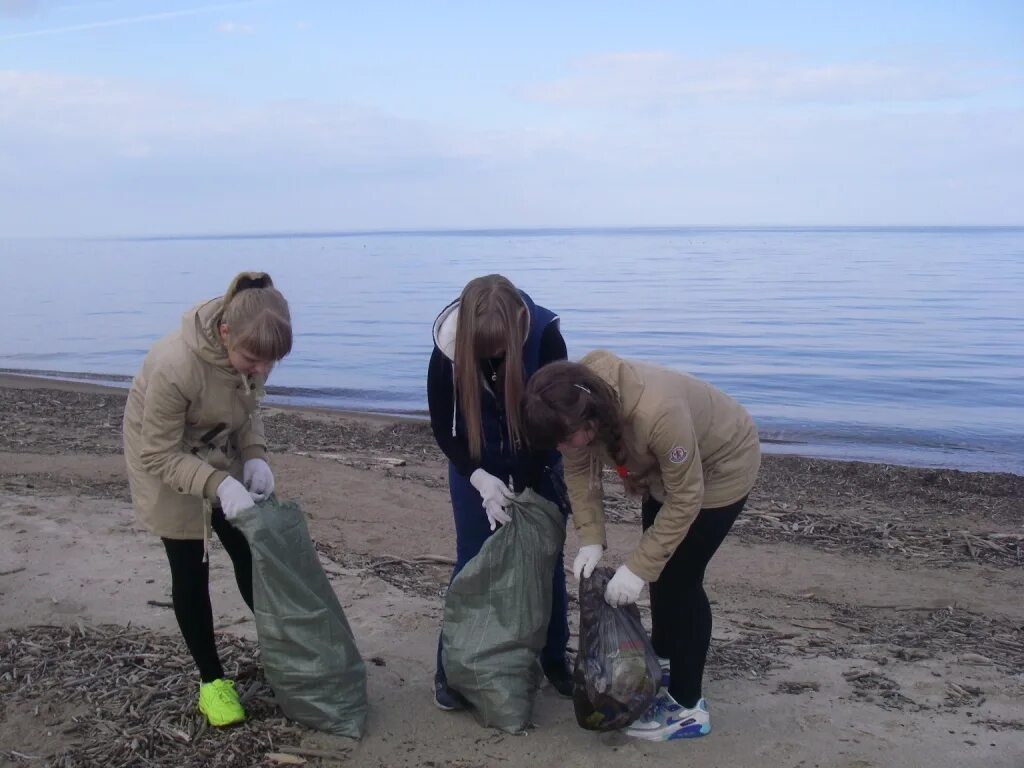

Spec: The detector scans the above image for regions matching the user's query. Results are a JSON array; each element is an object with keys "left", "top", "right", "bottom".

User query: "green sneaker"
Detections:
[{"left": 198, "top": 679, "right": 246, "bottom": 727}]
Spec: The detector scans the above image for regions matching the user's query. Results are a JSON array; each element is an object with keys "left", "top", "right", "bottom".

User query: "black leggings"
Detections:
[
  {"left": 642, "top": 495, "right": 746, "bottom": 708},
  {"left": 161, "top": 508, "right": 254, "bottom": 683}
]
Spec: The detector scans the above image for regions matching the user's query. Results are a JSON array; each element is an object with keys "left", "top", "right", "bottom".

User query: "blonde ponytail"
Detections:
[{"left": 220, "top": 272, "right": 293, "bottom": 361}]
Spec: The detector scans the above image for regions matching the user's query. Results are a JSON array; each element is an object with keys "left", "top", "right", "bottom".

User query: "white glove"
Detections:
[
  {"left": 470, "top": 468, "right": 513, "bottom": 531},
  {"left": 573, "top": 544, "right": 604, "bottom": 581},
  {"left": 605, "top": 565, "right": 646, "bottom": 607},
  {"left": 243, "top": 458, "right": 275, "bottom": 501},
  {"left": 217, "top": 476, "right": 256, "bottom": 521}
]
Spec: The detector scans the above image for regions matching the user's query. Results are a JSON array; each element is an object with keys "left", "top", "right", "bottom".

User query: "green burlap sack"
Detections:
[
  {"left": 233, "top": 498, "right": 368, "bottom": 739},
  {"left": 441, "top": 488, "right": 566, "bottom": 733}
]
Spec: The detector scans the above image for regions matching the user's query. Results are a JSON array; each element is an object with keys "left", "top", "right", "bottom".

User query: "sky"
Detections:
[{"left": 0, "top": 0, "right": 1022, "bottom": 236}]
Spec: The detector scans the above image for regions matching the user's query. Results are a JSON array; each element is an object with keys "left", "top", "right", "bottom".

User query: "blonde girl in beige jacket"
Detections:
[{"left": 123, "top": 272, "right": 291, "bottom": 727}]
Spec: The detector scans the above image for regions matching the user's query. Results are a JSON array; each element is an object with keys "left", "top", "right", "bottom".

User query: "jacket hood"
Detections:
[
  {"left": 579, "top": 349, "right": 646, "bottom": 420},
  {"left": 432, "top": 298, "right": 460, "bottom": 362},
  {"left": 432, "top": 292, "right": 533, "bottom": 363},
  {"left": 182, "top": 297, "right": 232, "bottom": 369},
  {"left": 432, "top": 290, "right": 532, "bottom": 438}
]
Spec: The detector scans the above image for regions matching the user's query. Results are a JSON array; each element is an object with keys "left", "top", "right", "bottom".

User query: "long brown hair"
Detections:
[
  {"left": 522, "top": 360, "right": 627, "bottom": 466},
  {"left": 220, "top": 272, "right": 293, "bottom": 361},
  {"left": 455, "top": 274, "right": 529, "bottom": 461}
]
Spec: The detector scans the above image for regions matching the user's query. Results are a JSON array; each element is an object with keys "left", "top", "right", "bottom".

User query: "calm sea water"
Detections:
[{"left": 1, "top": 227, "right": 1021, "bottom": 474}]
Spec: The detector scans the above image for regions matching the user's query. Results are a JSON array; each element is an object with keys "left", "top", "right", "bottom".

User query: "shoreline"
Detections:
[
  {"left": 3, "top": 374, "right": 1023, "bottom": 521},
  {"left": 0, "top": 371, "right": 427, "bottom": 426},
  {"left": 1, "top": 369, "right": 1019, "bottom": 477}
]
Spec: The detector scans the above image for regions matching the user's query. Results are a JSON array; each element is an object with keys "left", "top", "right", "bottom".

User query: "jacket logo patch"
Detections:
[{"left": 668, "top": 446, "right": 688, "bottom": 464}]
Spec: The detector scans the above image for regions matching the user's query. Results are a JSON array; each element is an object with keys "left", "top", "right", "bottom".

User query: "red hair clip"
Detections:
[{"left": 616, "top": 464, "right": 629, "bottom": 479}]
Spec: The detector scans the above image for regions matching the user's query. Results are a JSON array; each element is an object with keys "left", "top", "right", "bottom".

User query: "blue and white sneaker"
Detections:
[
  {"left": 657, "top": 656, "right": 671, "bottom": 688},
  {"left": 624, "top": 691, "right": 711, "bottom": 741}
]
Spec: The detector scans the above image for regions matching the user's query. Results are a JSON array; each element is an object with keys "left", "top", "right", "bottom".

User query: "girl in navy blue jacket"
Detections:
[{"left": 427, "top": 274, "right": 571, "bottom": 710}]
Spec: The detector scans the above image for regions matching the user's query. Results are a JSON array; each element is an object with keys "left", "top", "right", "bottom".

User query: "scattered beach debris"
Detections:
[
  {"left": 315, "top": 540, "right": 452, "bottom": 600},
  {"left": 731, "top": 508, "right": 1023, "bottom": 568},
  {"left": 707, "top": 628, "right": 789, "bottom": 680},
  {"left": 944, "top": 681, "right": 985, "bottom": 708},
  {"left": 296, "top": 451, "right": 407, "bottom": 469},
  {"left": 842, "top": 668, "right": 919, "bottom": 710},
  {"left": 971, "top": 718, "right": 1024, "bottom": 732},
  {"left": 0, "top": 624, "right": 327, "bottom": 768},
  {"left": 830, "top": 604, "right": 1024, "bottom": 674},
  {"left": 775, "top": 681, "right": 820, "bottom": 694}
]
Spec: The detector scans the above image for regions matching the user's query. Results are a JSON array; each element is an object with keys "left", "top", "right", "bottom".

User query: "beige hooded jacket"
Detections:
[{"left": 123, "top": 282, "right": 269, "bottom": 540}]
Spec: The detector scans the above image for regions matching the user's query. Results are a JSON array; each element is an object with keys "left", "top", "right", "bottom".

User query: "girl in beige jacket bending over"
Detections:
[
  {"left": 123, "top": 272, "right": 291, "bottom": 727},
  {"left": 522, "top": 349, "right": 760, "bottom": 742}
]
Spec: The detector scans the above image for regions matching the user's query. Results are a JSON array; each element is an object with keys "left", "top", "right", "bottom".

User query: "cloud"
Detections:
[
  {"left": 521, "top": 51, "right": 1015, "bottom": 111},
  {"left": 0, "top": 69, "right": 484, "bottom": 171},
  {"left": 0, "top": 69, "right": 582, "bottom": 233},
  {"left": 217, "top": 20, "right": 254, "bottom": 34},
  {"left": 0, "top": 1, "right": 258, "bottom": 39},
  {"left": 0, "top": 67, "right": 1020, "bottom": 235}
]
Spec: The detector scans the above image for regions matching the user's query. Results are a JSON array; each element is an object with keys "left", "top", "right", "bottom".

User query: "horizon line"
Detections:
[{"left": 12, "top": 223, "right": 1022, "bottom": 242}]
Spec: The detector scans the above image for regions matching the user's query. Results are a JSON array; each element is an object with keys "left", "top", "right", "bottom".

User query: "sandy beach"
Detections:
[{"left": 1, "top": 373, "right": 1021, "bottom": 768}]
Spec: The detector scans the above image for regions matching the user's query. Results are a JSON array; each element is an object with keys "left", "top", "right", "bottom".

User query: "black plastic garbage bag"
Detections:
[
  {"left": 572, "top": 566, "right": 661, "bottom": 731},
  {"left": 233, "top": 497, "right": 368, "bottom": 739},
  {"left": 441, "top": 488, "right": 566, "bottom": 733}
]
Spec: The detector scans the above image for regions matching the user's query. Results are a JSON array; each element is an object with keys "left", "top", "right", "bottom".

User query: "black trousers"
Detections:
[
  {"left": 641, "top": 494, "right": 747, "bottom": 708},
  {"left": 161, "top": 508, "right": 254, "bottom": 683}
]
